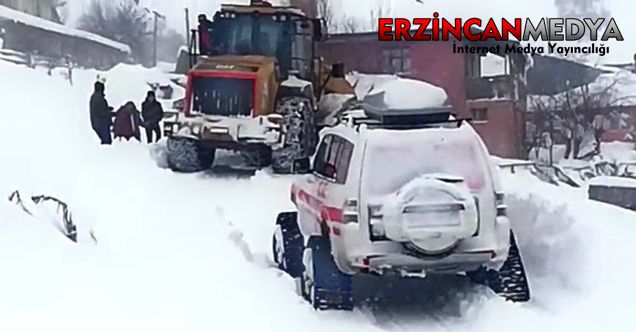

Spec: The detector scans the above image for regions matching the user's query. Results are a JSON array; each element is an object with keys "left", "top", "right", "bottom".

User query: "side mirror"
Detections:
[
  {"left": 172, "top": 98, "right": 185, "bottom": 111},
  {"left": 331, "top": 62, "right": 346, "bottom": 78}
]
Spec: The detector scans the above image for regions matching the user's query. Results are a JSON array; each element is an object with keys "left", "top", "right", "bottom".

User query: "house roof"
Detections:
[
  {"left": 0, "top": 5, "right": 131, "bottom": 53},
  {"left": 527, "top": 55, "right": 605, "bottom": 95}
]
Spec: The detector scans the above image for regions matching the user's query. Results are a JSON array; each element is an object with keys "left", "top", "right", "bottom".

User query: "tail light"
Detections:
[
  {"left": 473, "top": 196, "right": 480, "bottom": 237},
  {"left": 342, "top": 198, "right": 359, "bottom": 224},
  {"left": 290, "top": 185, "right": 297, "bottom": 204},
  {"left": 368, "top": 204, "right": 387, "bottom": 241}
]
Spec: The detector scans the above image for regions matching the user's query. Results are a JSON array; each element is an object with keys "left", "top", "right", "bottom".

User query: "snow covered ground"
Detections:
[{"left": 1, "top": 59, "right": 636, "bottom": 332}]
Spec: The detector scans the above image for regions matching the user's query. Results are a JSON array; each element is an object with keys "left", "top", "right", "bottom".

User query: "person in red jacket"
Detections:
[
  {"left": 198, "top": 14, "right": 213, "bottom": 55},
  {"left": 113, "top": 102, "right": 142, "bottom": 141}
]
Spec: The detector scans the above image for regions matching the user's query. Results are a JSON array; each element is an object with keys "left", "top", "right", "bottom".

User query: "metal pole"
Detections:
[
  {"left": 153, "top": 12, "right": 158, "bottom": 67},
  {"left": 185, "top": 7, "right": 190, "bottom": 38}
]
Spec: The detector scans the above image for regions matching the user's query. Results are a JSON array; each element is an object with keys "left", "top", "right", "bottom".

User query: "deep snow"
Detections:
[{"left": 1, "top": 59, "right": 636, "bottom": 332}]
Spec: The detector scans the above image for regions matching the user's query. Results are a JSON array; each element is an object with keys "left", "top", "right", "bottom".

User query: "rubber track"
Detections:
[
  {"left": 307, "top": 236, "right": 353, "bottom": 311},
  {"left": 493, "top": 231, "right": 531, "bottom": 302},
  {"left": 276, "top": 212, "right": 305, "bottom": 278}
]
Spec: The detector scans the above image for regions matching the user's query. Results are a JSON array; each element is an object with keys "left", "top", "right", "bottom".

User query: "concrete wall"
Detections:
[{"left": 589, "top": 184, "right": 636, "bottom": 211}]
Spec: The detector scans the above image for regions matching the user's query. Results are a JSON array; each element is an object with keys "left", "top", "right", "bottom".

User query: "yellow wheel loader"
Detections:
[{"left": 166, "top": 0, "right": 355, "bottom": 174}]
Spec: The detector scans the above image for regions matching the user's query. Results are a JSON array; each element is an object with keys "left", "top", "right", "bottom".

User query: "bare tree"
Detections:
[
  {"left": 369, "top": 0, "right": 392, "bottom": 31},
  {"left": 339, "top": 16, "right": 361, "bottom": 34},
  {"left": 528, "top": 73, "right": 636, "bottom": 162},
  {"left": 317, "top": 0, "right": 336, "bottom": 33},
  {"left": 78, "top": 0, "right": 153, "bottom": 64}
]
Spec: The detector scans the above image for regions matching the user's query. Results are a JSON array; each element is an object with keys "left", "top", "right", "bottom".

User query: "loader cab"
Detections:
[{"left": 200, "top": 5, "right": 324, "bottom": 81}]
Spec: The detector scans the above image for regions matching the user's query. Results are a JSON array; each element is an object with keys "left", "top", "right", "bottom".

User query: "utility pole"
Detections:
[
  {"left": 185, "top": 7, "right": 190, "bottom": 39},
  {"left": 149, "top": 9, "right": 165, "bottom": 68}
]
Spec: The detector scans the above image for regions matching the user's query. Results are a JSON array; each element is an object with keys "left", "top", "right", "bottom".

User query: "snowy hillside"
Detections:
[{"left": 1, "top": 59, "right": 636, "bottom": 332}]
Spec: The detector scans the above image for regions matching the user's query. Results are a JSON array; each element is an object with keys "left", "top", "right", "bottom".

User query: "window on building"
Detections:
[
  {"left": 471, "top": 107, "right": 488, "bottom": 122},
  {"left": 465, "top": 53, "right": 481, "bottom": 79},
  {"left": 382, "top": 47, "right": 411, "bottom": 75}
]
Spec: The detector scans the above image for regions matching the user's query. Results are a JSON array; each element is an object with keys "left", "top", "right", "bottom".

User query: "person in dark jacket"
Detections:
[
  {"left": 141, "top": 91, "right": 164, "bottom": 143},
  {"left": 90, "top": 81, "right": 114, "bottom": 145}
]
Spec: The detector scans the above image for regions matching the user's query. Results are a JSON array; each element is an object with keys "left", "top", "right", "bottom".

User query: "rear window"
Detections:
[{"left": 362, "top": 129, "right": 490, "bottom": 197}]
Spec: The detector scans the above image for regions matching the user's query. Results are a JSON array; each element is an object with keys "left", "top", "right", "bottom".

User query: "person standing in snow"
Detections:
[
  {"left": 89, "top": 81, "right": 114, "bottom": 145},
  {"left": 141, "top": 91, "right": 164, "bottom": 143},
  {"left": 113, "top": 102, "right": 142, "bottom": 141}
]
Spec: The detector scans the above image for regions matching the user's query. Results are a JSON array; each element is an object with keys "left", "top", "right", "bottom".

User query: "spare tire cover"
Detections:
[{"left": 381, "top": 175, "right": 478, "bottom": 253}]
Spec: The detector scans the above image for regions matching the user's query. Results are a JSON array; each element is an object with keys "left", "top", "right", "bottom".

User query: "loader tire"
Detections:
[
  {"left": 166, "top": 136, "right": 215, "bottom": 173},
  {"left": 272, "top": 97, "right": 317, "bottom": 174}
]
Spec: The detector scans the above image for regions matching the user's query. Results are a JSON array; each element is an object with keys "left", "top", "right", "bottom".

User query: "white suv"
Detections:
[{"left": 272, "top": 106, "right": 531, "bottom": 311}]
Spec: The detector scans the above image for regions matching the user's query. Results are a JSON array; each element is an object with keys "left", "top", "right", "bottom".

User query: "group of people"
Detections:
[{"left": 89, "top": 81, "right": 165, "bottom": 145}]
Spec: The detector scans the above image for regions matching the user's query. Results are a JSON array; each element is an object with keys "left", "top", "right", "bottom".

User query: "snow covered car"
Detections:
[{"left": 271, "top": 105, "right": 531, "bottom": 310}]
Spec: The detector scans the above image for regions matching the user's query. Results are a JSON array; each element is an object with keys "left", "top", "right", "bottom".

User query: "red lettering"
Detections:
[
  {"left": 441, "top": 18, "right": 462, "bottom": 40},
  {"left": 432, "top": 17, "right": 439, "bottom": 41},
  {"left": 394, "top": 18, "right": 412, "bottom": 41},
  {"left": 501, "top": 18, "right": 522, "bottom": 41},
  {"left": 481, "top": 18, "right": 502, "bottom": 40},
  {"left": 463, "top": 18, "right": 482, "bottom": 41},
  {"left": 378, "top": 18, "right": 393, "bottom": 41},
  {"left": 412, "top": 18, "right": 430, "bottom": 41}
]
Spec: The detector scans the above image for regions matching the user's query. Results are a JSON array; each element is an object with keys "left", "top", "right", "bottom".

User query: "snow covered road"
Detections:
[{"left": 0, "top": 61, "right": 635, "bottom": 332}]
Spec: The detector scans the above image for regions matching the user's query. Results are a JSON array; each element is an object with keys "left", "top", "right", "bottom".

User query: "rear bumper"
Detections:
[
  {"left": 175, "top": 115, "right": 282, "bottom": 147},
  {"left": 333, "top": 216, "right": 511, "bottom": 275},
  {"left": 359, "top": 250, "right": 496, "bottom": 274}
]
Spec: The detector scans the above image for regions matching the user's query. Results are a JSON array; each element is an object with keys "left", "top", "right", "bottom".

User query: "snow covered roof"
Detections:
[
  {"left": 527, "top": 55, "right": 604, "bottom": 96},
  {"left": 590, "top": 69, "right": 636, "bottom": 106},
  {"left": 0, "top": 5, "right": 131, "bottom": 54}
]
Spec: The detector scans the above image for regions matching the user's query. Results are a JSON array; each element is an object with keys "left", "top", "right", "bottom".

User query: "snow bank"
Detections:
[
  {"left": 73, "top": 63, "right": 185, "bottom": 111},
  {"left": 503, "top": 170, "right": 636, "bottom": 329}
]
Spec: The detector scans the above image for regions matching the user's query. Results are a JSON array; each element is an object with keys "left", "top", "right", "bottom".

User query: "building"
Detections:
[
  {"left": 0, "top": 0, "right": 61, "bottom": 22},
  {"left": 319, "top": 31, "right": 529, "bottom": 158},
  {"left": 0, "top": 2, "right": 130, "bottom": 69}
]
